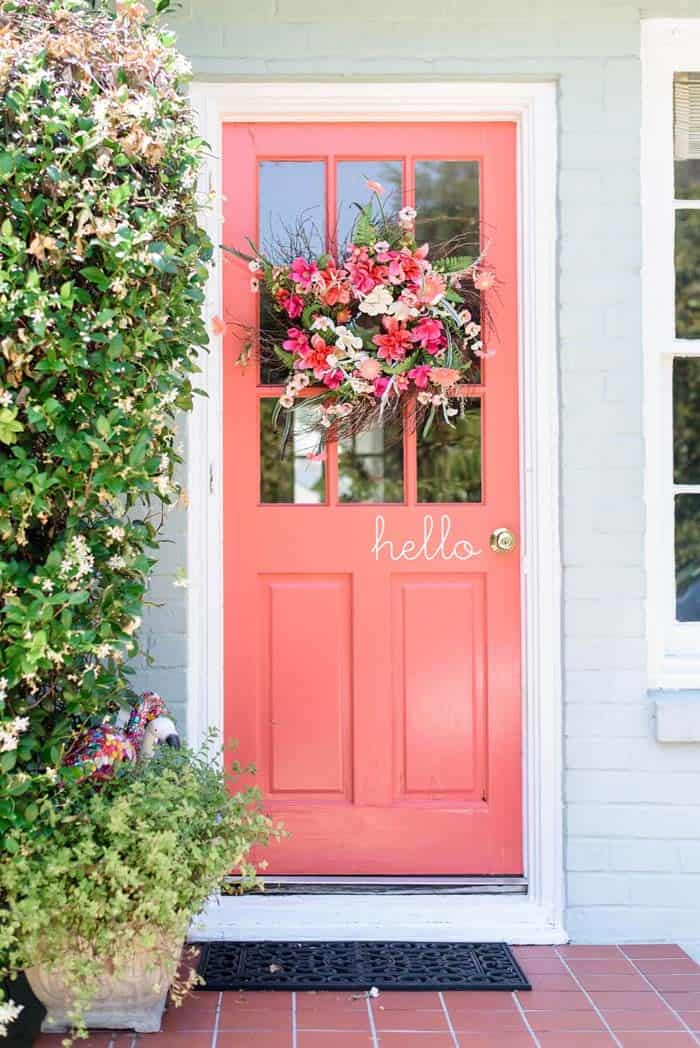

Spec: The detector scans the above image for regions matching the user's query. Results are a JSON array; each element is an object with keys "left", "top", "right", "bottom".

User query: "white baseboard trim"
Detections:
[{"left": 189, "top": 894, "right": 568, "bottom": 945}]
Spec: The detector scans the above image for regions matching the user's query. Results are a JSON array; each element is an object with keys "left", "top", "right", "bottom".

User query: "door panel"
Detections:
[{"left": 223, "top": 122, "right": 521, "bottom": 875}]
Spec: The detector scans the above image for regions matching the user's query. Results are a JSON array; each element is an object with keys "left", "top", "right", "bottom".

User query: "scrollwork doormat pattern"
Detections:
[{"left": 194, "top": 941, "right": 531, "bottom": 992}]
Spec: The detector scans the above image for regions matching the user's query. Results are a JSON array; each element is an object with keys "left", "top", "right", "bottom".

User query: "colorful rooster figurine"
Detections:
[{"left": 63, "top": 691, "right": 181, "bottom": 781}]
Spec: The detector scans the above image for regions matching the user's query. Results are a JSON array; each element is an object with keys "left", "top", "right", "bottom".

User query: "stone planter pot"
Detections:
[{"left": 26, "top": 937, "right": 183, "bottom": 1034}]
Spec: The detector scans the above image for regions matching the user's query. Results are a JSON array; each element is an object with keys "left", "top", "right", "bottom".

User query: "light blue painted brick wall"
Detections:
[{"left": 144, "top": 0, "right": 700, "bottom": 943}]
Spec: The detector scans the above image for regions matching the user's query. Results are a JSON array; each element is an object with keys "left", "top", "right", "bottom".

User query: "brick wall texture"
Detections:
[{"left": 142, "top": 0, "right": 700, "bottom": 943}]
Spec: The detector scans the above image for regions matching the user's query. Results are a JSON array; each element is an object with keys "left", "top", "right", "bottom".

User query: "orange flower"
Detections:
[
  {"left": 211, "top": 315, "right": 226, "bottom": 336},
  {"left": 429, "top": 367, "right": 461, "bottom": 388}
]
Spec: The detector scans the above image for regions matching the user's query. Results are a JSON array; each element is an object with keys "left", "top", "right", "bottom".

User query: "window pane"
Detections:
[
  {"left": 675, "top": 210, "right": 700, "bottom": 338},
  {"left": 417, "top": 398, "right": 481, "bottom": 503},
  {"left": 336, "top": 160, "right": 402, "bottom": 249},
  {"left": 675, "top": 494, "right": 700, "bottom": 621},
  {"left": 414, "top": 160, "right": 480, "bottom": 258},
  {"left": 338, "top": 419, "right": 404, "bottom": 503},
  {"left": 415, "top": 161, "right": 481, "bottom": 382},
  {"left": 260, "top": 399, "right": 325, "bottom": 504},
  {"left": 674, "top": 73, "right": 700, "bottom": 199},
  {"left": 673, "top": 357, "right": 700, "bottom": 483},
  {"left": 258, "top": 161, "right": 326, "bottom": 262},
  {"left": 258, "top": 161, "right": 326, "bottom": 384}
]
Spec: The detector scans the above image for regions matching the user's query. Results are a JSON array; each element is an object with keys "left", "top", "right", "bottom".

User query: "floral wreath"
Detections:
[{"left": 231, "top": 185, "right": 496, "bottom": 443}]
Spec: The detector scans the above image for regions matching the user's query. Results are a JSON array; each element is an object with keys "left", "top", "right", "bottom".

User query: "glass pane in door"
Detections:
[
  {"left": 417, "top": 398, "right": 482, "bottom": 503},
  {"left": 259, "top": 161, "right": 326, "bottom": 384},
  {"left": 338, "top": 418, "right": 404, "bottom": 503},
  {"left": 260, "top": 399, "right": 326, "bottom": 504}
]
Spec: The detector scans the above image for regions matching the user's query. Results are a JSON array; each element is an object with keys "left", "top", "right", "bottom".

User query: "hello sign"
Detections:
[{"left": 371, "top": 513, "right": 481, "bottom": 562}]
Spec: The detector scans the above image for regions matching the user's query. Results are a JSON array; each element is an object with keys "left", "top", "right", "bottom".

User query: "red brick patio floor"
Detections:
[{"left": 35, "top": 944, "right": 700, "bottom": 1047}]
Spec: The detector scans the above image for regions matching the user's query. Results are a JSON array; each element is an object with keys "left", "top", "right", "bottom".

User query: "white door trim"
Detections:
[{"left": 186, "top": 81, "right": 565, "bottom": 944}]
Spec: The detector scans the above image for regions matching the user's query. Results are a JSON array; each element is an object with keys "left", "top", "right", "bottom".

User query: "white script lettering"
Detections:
[{"left": 372, "top": 514, "right": 481, "bottom": 562}]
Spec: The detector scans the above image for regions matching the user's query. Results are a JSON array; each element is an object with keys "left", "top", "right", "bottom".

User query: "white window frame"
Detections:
[
  {"left": 643, "top": 21, "right": 700, "bottom": 689},
  {"left": 185, "top": 81, "right": 565, "bottom": 943}
]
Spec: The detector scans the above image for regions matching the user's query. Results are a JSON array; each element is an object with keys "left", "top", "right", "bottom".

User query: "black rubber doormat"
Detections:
[{"left": 194, "top": 941, "right": 531, "bottom": 992}]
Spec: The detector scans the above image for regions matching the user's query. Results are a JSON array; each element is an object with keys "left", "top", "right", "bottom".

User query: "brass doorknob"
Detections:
[{"left": 490, "top": 527, "right": 517, "bottom": 553}]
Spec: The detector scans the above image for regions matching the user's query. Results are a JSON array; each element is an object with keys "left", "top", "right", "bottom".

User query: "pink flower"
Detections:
[
  {"left": 473, "top": 268, "right": 496, "bottom": 291},
  {"left": 346, "top": 248, "right": 377, "bottom": 294},
  {"left": 282, "top": 327, "right": 309, "bottom": 355},
  {"left": 358, "top": 357, "right": 382, "bottom": 380},
  {"left": 373, "top": 376, "right": 391, "bottom": 398},
  {"left": 275, "top": 288, "right": 304, "bottom": 319},
  {"left": 297, "top": 333, "right": 334, "bottom": 378},
  {"left": 290, "top": 257, "right": 319, "bottom": 291},
  {"left": 408, "top": 365, "right": 433, "bottom": 389},
  {"left": 411, "top": 317, "right": 446, "bottom": 354},
  {"left": 372, "top": 316, "right": 416, "bottom": 363},
  {"left": 417, "top": 271, "right": 446, "bottom": 305},
  {"left": 395, "top": 374, "right": 409, "bottom": 392},
  {"left": 366, "top": 179, "right": 385, "bottom": 195},
  {"left": 323, "top": 368, "right": 344, "bottom": 389}
]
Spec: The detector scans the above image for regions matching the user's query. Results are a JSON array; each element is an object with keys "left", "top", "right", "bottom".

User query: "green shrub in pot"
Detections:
[{"left": 0, "top": 740, "right": 276, "bottom": 1042}]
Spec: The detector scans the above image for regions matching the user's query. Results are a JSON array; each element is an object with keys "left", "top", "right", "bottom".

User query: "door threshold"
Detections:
[{"left": 226, "top": 876, "right": 528, "bottom": 896}]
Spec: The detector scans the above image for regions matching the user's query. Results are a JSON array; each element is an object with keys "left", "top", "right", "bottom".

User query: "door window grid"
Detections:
[{"left": 256, "top": 155, "right": 485, "bottom": 507}]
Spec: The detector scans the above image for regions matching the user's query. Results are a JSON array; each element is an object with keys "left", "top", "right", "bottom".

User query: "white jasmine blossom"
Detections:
[
  {"left": 0, "top": 716, "right": 29, "bottom": 754},
  {"left": 107, "top": 554, "right": 126, "bottom": 570},
  {"left": 0, "top": 389, "right": 13, "bottom": 407}
]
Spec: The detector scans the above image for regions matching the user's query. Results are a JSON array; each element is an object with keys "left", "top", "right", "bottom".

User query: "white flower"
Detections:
[
  {"left": 387, "top": 298, "right": 419, "bottom": 322},
  {"left": 248, "top": 259, "right": 262, "bottom": 273},
  {"left": 326, "top": 354, "right": 339, "bottom": 368},
  {"left": 0, "top": 716, "right": 29, "bottom": 754},
  {"left": 107, "top": 555, "right": 126, "bottom": 571},
  {"left": 250, "top": 278, "right": 259, "bottom": 293},
  {"left": 95, "top": 642, "right": 113, "bottom": 659},
  {"left": 106, "top": 525, "right": 125, "bottom": 543},
  {"left": 41, "top": 578, "right": 54, "bottom": 593},
  {"left": 374, "top": 241, "right": 390, "bottom": 253},
  {"left": 123, "top": 616, "right": 141, "bottom": 636},
  {"left": 291, "top": 373, "right": 310, "bottom": 391},
  {"left": 116, "top": 396, "right": 133, "bottom": 412},
  {"left": 359, "top": 286, "right": 394, "bottom": 317},
  {"left": 154, "top": 474, "right": 173, "bottom": 497},
  {"left": 398, "top": 206, "right": 417, "bottom": 227},
  {"left": 0, "top": 999, "right": 23, "bottom": 1037},
  {"left": 0, "top": 389, "right": 12, "bottom": 407},
  {"left": 334, "top": 326, "right": 364, "bottom": 354},
  {"left": 44, "top": 766, "right": 58, "bottom": 781},
  {"left": 0, "top": 677, "right": 7, "bottom": 702},
  {"left": 280, "top": 394, "right": 294, "bottom": 409},
  {"left": 311, "top": 315, "right": 335, "bottom": 332},
  {"left": 59, "top": 535, "right": 94, "bottom": 588}
]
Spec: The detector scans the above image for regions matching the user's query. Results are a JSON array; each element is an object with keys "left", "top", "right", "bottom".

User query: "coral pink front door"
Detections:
[{"left": 223, "top": 122, "right": 521, "bottom": 875}]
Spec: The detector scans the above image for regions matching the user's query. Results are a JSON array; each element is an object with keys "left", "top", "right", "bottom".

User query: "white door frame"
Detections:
[{"left": 186, "top": 81, "right": 565, "bottom": 944}]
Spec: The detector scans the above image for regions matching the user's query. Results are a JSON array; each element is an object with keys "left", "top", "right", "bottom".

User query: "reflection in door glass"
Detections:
[
  {"left": 336, "top": 161, "right": 402, "bottom": 248},
  {"left": 338, "top": 418, "right": 404, "bottom": 503},
  {"left": 260, "top": 399, "right": 325, "bottom": 504},
  {"left": 417, "top": 399, "right": 481, "bottom": 503},
  {"left": 414, "top": 161, "right": 480, "bottom": 258},
  {"left": 676, "top": 494, "right": 700, "bottom": 621}
]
